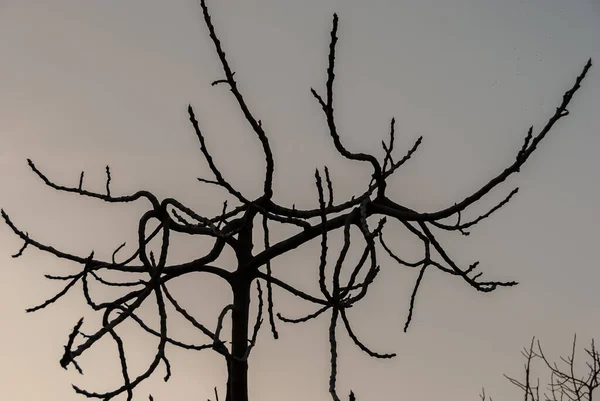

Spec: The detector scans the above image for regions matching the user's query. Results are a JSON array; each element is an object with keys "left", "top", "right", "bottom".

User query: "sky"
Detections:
[{"left": 0, "top": 0, "right": 599, "bottom": 400}]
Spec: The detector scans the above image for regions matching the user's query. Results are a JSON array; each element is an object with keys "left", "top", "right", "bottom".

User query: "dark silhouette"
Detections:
[
  {"left": 482, "top": 335, "right": 600, "bottom": 401},
  {"left": 2, "top": 1, "right": 592, "bottom": 401}
]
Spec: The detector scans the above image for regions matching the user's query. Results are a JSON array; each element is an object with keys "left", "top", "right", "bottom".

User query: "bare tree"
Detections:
[
  {"left": 2, "top": 1, "right": 592, "bottom": 401},
  {"left": 482, "top": 335, "right": 600, "bottom": 401}
]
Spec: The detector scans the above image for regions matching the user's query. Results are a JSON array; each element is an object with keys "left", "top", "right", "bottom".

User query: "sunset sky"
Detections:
[{"left": 1, "top": 1, "right": 599, "bottom": 400}]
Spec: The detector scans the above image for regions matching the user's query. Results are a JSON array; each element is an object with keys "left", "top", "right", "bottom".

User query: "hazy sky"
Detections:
[{"left": 1, "top": 1, "right": 599, "bottom": 400}]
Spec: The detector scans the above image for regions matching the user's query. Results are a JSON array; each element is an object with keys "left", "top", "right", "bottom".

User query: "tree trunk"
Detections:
[{"left": 225, "top": 277, "right": 251, "bottom": 401}]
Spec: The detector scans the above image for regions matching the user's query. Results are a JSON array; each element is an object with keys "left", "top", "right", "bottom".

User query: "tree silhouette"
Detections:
[
  {"left": 2, "top": 1, "right": 592, "bottom": 401},
  {"left": 481, "top": 335, "right": 600, "bottom": 401}
]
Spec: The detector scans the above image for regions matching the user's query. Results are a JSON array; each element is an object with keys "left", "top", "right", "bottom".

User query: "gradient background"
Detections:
[{"left": 1, "top": 1, "right": 599, "bottom": 400}]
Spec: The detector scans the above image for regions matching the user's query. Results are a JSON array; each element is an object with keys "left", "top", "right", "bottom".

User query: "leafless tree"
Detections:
[
  {"left": 482, "top": 335, "right": 600, "bottom": 401},
  {"left": 2, "top": 1, "right": 592, "bottom": 401}
]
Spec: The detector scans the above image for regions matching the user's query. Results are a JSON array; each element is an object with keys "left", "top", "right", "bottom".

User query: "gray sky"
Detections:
[{"left": 1, "top": 1, "right": 599, "bottom": 400}]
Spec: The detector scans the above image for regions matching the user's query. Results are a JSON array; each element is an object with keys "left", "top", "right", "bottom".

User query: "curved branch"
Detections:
[
  {"left": 26, "top": 159, "right": 160, "bottom": 209},
  {"left": 340, "top": 308, "right": 396, "bottom": 359},
  {"left": 376, "top": 58, "right": 593, "bottom": 223},
  {"left": 199, "top": 0, "right": 275, "bottom": 198},
  {"left": 311, "top": 14, "right": 382, "bottom": 186},
  {"left": 277, "top": 305, "right": 330, "bottom": 324}
]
